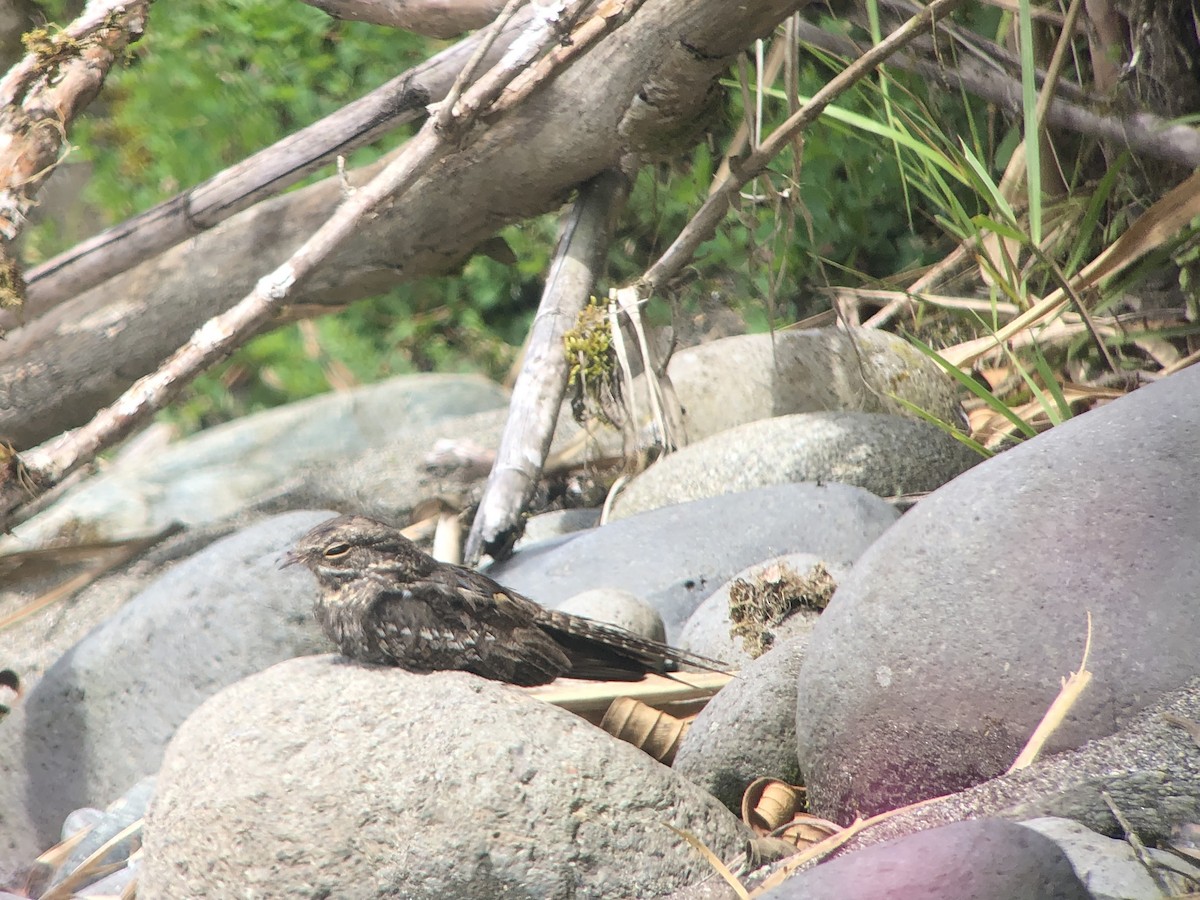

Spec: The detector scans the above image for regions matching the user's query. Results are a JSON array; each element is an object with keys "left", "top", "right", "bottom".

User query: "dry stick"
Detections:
[
  {"left": 465, "top": 170, "right": 629, "bottom": 564},
  {"left": 0, "top": 0, "right": 145, "bottom": 107},
  {"left": 1007, "top": 610, "right": 1093, "bottom": 772},
  {"left": 491, "top": 0, "right": 646, "bottom": 114},
  {"left": 9, "top": 5, "right": 544, "bottom": 328},
  {"left": 641, "top": 0, "right": 966, "bottom": 296},
  {"left": 1101, "top": 791, "right": 1174, "bottom": 896},
  {"left": 434, "top": 0, "right": 530, "bottom": 128},
  {"left": 0, "top": 5, "right": 572, "bottom": 527}
]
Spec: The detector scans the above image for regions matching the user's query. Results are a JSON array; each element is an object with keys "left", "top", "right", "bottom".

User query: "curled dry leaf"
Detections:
[
  {"left": 740, "top": 777, "right": 801, "bottom": 835},
  {"left": 777, "top": 814, "right": 842, "bottom": 850},
  {"left": 599, "top": 696, "right": 691, "bottom": 764}
]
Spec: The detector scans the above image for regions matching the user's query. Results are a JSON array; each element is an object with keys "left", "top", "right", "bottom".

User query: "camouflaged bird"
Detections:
[{"left": 283, "top": 514, "right": 727, "bottom": 687}]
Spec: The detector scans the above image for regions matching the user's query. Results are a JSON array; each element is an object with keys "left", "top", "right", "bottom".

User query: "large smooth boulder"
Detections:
[
  {"left": 141, "top": 657, "right": 751, "bottom": 899},
  {"left": 757, "top": 819, "right": 1088, "bottom": 900},
  {"left": 796, "top": 365, "right": 1200, "bottom": 822},
  {"left": 665, "top": 328, "right": 964, "bottom": 443}
]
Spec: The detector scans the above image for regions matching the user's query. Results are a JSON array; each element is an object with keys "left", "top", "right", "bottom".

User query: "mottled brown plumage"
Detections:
[{"left": 283, "top": 514, "right": 727, "bottom": 686}]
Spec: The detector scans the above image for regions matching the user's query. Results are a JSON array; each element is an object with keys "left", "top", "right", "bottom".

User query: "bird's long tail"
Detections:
[{"left": 537, "top": 608, "right": 730, "bottom": 681}]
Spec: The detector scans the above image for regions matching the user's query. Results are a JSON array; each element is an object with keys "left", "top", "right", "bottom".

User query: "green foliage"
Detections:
[{"left": 69, "top": 0, "right": 427, "bottom": 219}]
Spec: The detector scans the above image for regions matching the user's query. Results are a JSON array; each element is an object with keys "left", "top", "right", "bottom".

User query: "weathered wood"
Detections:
[
  {"left": 465, "top": 169, "right": 629, "bottom": 564},
  {"left": 0, "top": 0, "right": 151, "bottom": 307},
  {"left": 0, "top": 0, "right": 569, "bottom": 525}
]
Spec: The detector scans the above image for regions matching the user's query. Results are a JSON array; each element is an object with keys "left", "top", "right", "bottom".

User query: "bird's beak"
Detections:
[{"left": 279, "top": 549, "right": 303, "bottom": 570}]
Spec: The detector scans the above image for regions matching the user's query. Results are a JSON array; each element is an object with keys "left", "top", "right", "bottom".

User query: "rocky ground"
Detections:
[{"left": 2, "top": 327, "right": 1199, "bottom": 899}]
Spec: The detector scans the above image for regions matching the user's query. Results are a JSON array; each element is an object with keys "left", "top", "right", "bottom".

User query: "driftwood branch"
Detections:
[
  {"left": 465, "top": 169, "right": 629, "bottom": 564},
  {"left": 0, "top": 0, "right": 803, "bottom": 450},
  {"left": 300, "top": 0, "right": 507, "bottom": 38},
  {"left": 0, "top": 0, "right": 579, "bottom": 525},
  {"left": 3, "top": 2, "right": 544, "bottom": 332}
]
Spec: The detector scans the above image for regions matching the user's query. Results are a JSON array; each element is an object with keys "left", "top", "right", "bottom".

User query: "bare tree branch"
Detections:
[
  {"left": 300, "top": 0, "right": 507, "bottom": 38},
  {"left": 0, "top": 0, "right": 150, "bottom": 311}
]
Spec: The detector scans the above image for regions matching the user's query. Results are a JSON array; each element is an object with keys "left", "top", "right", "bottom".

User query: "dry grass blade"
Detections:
[
  {"left": 528, "top": 671, "right": 733, "bottom": 721},
  {"left": 947, "top": 168, "right": 1200, "bottom": 367},
  {"left": 667, "top": 824, "right": 750, "bottom": 900},
  {"left": 39, "top": 818, "right": 142, "bottom": 900},
  {"left": 0, "top": 523, "right": 182, "bottom": 632},
  {"left": 32, "top": 823, "right": 93, "bottom": 873},
  {"left": 1008, "top": 611, "right": 1093, "bottom": 772}
]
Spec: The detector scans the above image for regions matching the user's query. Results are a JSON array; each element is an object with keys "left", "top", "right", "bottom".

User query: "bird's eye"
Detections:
[{"left": 323, "top": 543, "right": 351, "bottom": 558}]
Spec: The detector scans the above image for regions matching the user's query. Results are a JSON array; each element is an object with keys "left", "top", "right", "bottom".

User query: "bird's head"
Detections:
[{"left": 282, "top": 514, "right": 429, "bottom": 587}]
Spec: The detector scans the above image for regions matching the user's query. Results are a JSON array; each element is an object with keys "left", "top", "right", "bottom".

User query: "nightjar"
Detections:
[{"left": 283, "top": 514, "right": 726, "bottom": 687}]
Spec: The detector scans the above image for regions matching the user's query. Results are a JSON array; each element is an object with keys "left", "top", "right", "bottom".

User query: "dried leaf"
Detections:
[
  {"left": 741, "top": 777, "right": 802, "bottom": 834},
  {"left": 600, "top": 696, "right": 691, "bottom": 764}
]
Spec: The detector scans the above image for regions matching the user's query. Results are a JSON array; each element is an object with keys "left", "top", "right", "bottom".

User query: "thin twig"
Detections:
[
  {"left": 1101, "top": 792, "right": 1174, "bottom": 896},
  {"left": 434, "top": 0, "right": 527, "bottom": 130},
  {"left": 495, "top": 0, "right": 645, "bottom": 114},
  {"left": 1008, "top": 611, "right": 1093, "bottom": 772}
]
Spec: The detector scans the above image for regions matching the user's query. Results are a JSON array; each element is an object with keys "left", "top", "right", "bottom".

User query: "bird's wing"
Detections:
[
  {"left": 433, "top": 565, "right": 732, "bottom": 679},
  {"left": 367, "top": 572, "right": 573, "bottom": 686}
]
